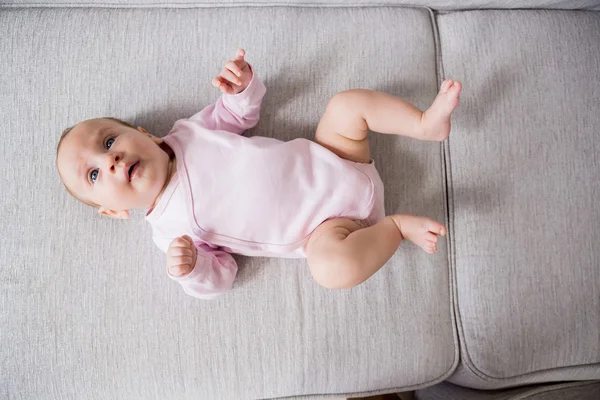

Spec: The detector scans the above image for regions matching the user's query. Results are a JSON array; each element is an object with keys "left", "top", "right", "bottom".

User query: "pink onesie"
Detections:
[{"left": 146, "top": 73, "right": 385, "bottom": 299}]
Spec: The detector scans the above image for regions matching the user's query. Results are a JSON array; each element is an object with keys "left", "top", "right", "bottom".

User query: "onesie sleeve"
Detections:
[
  {"left": 188, "top": 65, "right": 267, "bottom": 134},
  {"left": 153, "top": 237, "right": 238, "bottom": 300}
]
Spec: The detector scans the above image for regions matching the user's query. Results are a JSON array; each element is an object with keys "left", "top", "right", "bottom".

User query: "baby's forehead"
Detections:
[
  {"left": 57, "top": 121, "right": 104, "bottom": 166},
  {"left": 64, "top": 119, "right": 115, "bottom": 147},
  {"left": 74, "top": 118, "right": 115, "bottom": 136}
]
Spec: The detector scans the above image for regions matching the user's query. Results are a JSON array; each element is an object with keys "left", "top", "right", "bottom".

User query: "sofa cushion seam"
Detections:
[{"left": 429, "top": 5, "right": 461, "bottom": 387}]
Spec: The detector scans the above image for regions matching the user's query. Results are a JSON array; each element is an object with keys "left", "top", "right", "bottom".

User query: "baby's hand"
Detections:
[
  {"left": 211, "top": 48, "right": 253, "bottom": 95},
  {"left": 167, "top": 235, "right": 197, "bottom": 277}
]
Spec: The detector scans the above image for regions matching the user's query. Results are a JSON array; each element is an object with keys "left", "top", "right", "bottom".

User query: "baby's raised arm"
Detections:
[{"left": 189, "top": 49, "right": 267, "bottom": 134}]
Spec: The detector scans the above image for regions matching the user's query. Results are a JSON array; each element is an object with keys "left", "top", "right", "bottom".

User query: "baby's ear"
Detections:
[
  {"left": 98, "top": 207, "right": 130, "bottom": 219},
  {"left": 137, "top": 126, "right": 162, "bottom": 145}
]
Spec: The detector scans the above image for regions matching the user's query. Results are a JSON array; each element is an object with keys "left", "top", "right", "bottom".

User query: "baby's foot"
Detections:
[
  {"left": 421, "top": 79, "right": 462, "bottom": 141},
  {"left": 390, "top": 214, "right": 446, "bottom": 254}
]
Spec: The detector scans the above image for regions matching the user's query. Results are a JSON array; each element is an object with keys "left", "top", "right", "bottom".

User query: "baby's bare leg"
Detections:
[
  {"left": 306, "top": 215, "right": 446, "bottom": 289},
  {"left": 315, "top": 80, "right": 461, "bottom": 163}
]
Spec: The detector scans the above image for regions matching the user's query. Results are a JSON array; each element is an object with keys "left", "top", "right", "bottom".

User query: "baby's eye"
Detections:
[
  {"left": 90, "top": 169, "right": 98, "bottom": 183},
  {"left": 106, "top": 138, "right": 115, "bottom": 149}
]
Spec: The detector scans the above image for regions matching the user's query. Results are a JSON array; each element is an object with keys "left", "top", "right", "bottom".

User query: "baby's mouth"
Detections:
[{"left": 128, "top": 162, "right": 139, "bottom": 182}]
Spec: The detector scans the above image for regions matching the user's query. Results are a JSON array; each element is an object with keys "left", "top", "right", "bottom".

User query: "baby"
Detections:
[{"left": 56, "top": 49, "right": 462, "bottom": 299}]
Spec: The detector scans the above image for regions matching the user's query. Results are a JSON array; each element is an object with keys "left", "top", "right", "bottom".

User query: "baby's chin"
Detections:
[
  {"left": 101, "top": 190, "right": 159, "bottom": 212},
  {"left": 137, "top": 168, "right": 172, "bottom": 207}
]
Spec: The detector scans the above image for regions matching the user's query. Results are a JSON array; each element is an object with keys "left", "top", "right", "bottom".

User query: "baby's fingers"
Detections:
[
  {"left": 168, "top": 263, "right": 193, "bottom": 277},
  {"left": 168, "top": 246, "right": 194, "bottom": 258},
  {"left": 220, "top": 68, "right": 242, "bottom": 86},
  {"left": 234, "top": 48, "right": 245, "bottom": 62},
  {"left": 212, "top": 76, "right": 235, "bottom": 94},
  {"left": 169, "top": 254, "right": 194, "bottom": 266},
  {"left": 233, "top": 49, "right": 248, "bottom": 69},
  {"left": 170, "top": 236, "right": 190, "bottom": 249},
  {"left": 225, "top": 61, "right": 242, "bottom": 78},
  {"left": 181, "top": 235, "right": 195, "bottom": 248}
]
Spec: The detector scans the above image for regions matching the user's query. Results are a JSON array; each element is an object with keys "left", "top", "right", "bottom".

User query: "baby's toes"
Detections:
[
  {"left": 425, "top": 232, "right": 438, "bottom": 243},
  {"left": 440, "top": 79, "right": 454, "bottom": 93},
  {"left": 448, "top": 81, "right": 462, "bottom": 98},
  {"left": 423, "top": 242, "right": 437, "bottom": 254},
  {"left": 425, "top": 219, "right": 446, "bottom": 236}
]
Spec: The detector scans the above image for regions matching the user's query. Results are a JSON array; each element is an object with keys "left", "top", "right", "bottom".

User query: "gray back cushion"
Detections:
[
  {"left": 0, "top": 6, "right": 456, "bottom": 399},
  {"left": 1, "top": 0, "right": 600, "bottom": 10}
]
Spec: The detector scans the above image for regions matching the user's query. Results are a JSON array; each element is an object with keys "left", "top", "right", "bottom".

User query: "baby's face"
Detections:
[{"left": 57, "top": 118, "right": 171, "bottom": 213}]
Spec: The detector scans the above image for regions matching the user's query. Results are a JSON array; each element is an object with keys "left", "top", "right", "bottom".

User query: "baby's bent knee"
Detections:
[{"left": 327, "top": 89, "right": 372, "bottom": 115}]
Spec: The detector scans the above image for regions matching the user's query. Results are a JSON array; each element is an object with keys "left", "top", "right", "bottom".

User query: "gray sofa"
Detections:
[{"left": 1, "top": 0, "right": 599, "bottom": 399}]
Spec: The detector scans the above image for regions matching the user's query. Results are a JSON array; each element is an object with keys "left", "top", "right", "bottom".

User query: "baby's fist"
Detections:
[
  {"left": 211, "top": 48, "right": 252, "bottom": 95},
  {"left": 167, "top": 235, "right": 197, "bottom": 277}
]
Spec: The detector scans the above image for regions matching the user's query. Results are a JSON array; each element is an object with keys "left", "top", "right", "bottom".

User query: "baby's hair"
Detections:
[{"left": 56, "top": 117, "right": 135, "bottom": 208}]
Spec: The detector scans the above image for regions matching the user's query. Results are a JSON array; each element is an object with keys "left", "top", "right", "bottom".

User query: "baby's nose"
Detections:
[{"left": 107, "top": 153, "right": 122, "bottom": 173}]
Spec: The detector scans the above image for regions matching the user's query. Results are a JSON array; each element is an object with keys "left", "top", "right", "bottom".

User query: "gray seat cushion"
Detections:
[
  {"left": 0, "top": 6, "right": 456, "bottom": 399},
  {"left": 437, "top": 9, "right": 600, "bottom": 389}
]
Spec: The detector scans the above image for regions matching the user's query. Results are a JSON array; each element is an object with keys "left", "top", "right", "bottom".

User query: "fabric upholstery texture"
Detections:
[
  {"left": 2, "top": 0, "right": 600, "bottom": 10},
  {"left": 0, "top": 6, "right": 457, "bottom": 399},
  {"left": 437, "top": 10, "right": 600, "bottom": 389},
  {"left": 416, "top": 381, "right": 600, "bottom": 400}
]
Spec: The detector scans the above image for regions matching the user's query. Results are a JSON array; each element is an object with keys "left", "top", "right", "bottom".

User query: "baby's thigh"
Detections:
[{"left": 305, "top": 218, "right": 363, "bottom": 288}]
